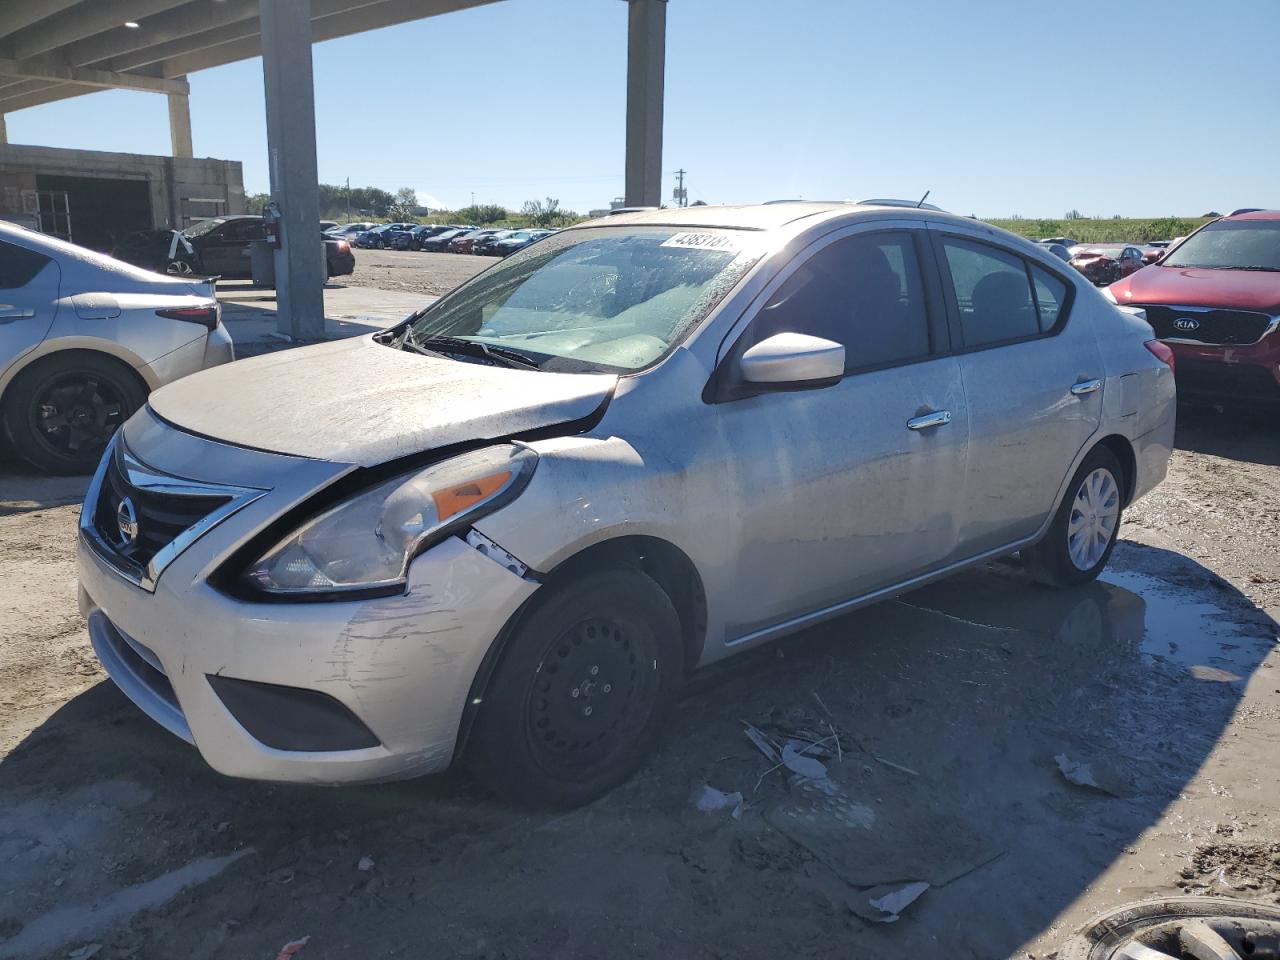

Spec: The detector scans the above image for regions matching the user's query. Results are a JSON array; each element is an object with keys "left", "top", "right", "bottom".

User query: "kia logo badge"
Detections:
[
  {"left": 116, "top": 497, "right": 139, "bottom": 547},
  {"left": 1173, "top": 317, "right": 1200, "bottom": 332}
]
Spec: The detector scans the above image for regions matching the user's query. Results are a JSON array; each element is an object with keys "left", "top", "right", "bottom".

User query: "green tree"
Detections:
[{"left": 387, "top": 187, "right": 419, "bottom": 221}]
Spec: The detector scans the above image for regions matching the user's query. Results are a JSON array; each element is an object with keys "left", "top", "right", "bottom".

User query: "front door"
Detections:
[
  {"left": 711, "top": 225, "right": 970, "bottom": 641},
  {"left": 0, "top": 238, "right": 60, "bottom": 376},
  {"left": 929, "top": 230, "right": 1104, "bottom": 555}
]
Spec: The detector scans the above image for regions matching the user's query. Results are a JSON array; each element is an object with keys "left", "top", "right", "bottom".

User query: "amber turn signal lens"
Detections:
[{"left": 431, "top": 471, "right": 512, "bottom": 521}]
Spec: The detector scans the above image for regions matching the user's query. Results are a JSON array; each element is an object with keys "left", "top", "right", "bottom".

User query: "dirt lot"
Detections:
[
  {"left": 339, "top": 248, "right": 491, "bottom": 299},
  {"left": 1, "top": 406, "right": 1278, "bottom": 960}
]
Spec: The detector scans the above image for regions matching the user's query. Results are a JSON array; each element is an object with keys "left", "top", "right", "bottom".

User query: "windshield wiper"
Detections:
[
  {"left": 1229, "top": 265, "right": 1280, "bottom": 272},
  {"left": 411, "top": 333, "right": 542, "bottom": 370}
]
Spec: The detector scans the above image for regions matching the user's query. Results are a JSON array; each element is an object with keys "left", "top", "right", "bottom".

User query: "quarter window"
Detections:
[
  {"left": 1030, "top": 264, "right": 1068, "bottom": 332},
  {"left": 752, "top": 232, "right": 932, "bottom": 373},
  {"left": 940, "top": 238, "right": 1039, "bottom": 347},
  {"left": 0, "top": 239, "right": 52, "bottom": 290}
]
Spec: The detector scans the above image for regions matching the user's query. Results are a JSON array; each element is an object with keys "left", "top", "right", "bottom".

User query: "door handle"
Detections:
[
  {"left": 906, "top": 410, "right": 952, "bottom": 431},
  {"left": 0, "top": 304, "right": 35, "bottom": 322},
  {"left": 1070, "top": 378, "right": 1103, "bottom": 397}
]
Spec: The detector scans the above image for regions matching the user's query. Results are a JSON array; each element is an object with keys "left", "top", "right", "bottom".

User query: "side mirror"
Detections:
[{"left": 739, "top": 332, "right": 845, "bottom": 387}]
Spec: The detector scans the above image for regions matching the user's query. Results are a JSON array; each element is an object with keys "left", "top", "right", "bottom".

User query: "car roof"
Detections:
[
  {"left": 1224, "top": 209, "right": 1280, "bottom": 221},
  {"left": 573, "top": 201, "right": 986, "bottom": 232}
]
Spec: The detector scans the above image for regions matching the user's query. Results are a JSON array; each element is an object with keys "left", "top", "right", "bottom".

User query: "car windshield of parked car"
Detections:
[
  {"left": 404, "top": 226, "right": 763, "bottom": 373},
  {"left": 183, "top": 217, "right": 225, "bottom": 239},
  {"left": 1161, "top": 220, "right": 1280, "bottom": 271}
]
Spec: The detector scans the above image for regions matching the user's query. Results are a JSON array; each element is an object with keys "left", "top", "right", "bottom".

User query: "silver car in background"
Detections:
[
  {"left": 77, "top": 202, "right": 1175, "bottom": 807},
  {"left": 1, "top": 222, "right": 233, "bottom": 473}
]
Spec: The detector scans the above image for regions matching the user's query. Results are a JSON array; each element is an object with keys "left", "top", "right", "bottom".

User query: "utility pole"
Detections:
[
  {"left": 345, "top": 177, "right": 350, "bottom": 222},
  {"left": 470, "top": 191, "right": 475, "bottom": 209},
  {"left": 673, "top": 168, "right": 687, "bottom": 207}
]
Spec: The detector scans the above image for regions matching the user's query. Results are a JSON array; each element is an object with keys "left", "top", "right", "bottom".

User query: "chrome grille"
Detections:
[{"left": 80, "top": 436, "right": 266, "bottom": 592}]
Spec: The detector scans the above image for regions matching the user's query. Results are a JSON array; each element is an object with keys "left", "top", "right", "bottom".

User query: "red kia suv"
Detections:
[{"left": 1108, "top": 210, "right": 1280, "bottom": 406}]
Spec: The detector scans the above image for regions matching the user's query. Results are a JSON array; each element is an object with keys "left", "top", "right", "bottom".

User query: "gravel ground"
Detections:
[
  {"left": 339, "top": 248, "right": 492, "bottom": 299},
  {"left": 0, "top": 400, "right": 1277, "bottom": 959}
]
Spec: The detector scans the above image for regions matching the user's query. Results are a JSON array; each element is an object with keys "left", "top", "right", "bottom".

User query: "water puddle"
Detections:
[{"left": 1100, "top": 570, "right": 1269, "bottom": 682}]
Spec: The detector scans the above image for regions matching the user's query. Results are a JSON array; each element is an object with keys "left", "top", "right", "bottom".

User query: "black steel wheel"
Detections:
[
  {"left": 3, "top": 352, "right": 146, "bottom": 474},
  {"left": 466, "top": 568, "right": 684, "bottom": 808}
]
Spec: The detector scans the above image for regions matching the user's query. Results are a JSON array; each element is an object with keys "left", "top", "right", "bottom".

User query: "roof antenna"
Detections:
[{"left": 915, "top": 190, "right": 931, "bottom": 208}]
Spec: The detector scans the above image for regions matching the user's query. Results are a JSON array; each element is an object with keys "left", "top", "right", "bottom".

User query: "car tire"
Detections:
[
  {"left": 1024, "top": 445, "right": 1125, "bottom": 588},
  {"left": 466, "top": 568, "right": 684, "bottom": 809},
  {"left": 2, "top": 352, "right": 147, "bottom": 475}
]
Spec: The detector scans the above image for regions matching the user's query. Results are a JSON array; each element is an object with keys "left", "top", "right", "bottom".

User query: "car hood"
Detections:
[
  {"left": 1112, "top": 264, "right": 1280, "bottom": 314},
  {"left": 147, "top": 336, "right": 616, "bottom": 466}
]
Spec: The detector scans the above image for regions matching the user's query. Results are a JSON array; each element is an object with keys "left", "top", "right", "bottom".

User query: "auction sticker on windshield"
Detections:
[{"left": 661, "top": 232, "right": 745, "bottom": 253}]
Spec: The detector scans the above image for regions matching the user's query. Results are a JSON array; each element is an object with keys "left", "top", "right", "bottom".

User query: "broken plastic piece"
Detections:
[
  {"left": 782, "top": 742, "right": 828, "bottom": 780},
  {"left": 274, "top": 936, "right": 310, "bottom": 960},
  {"left": 692, "top": 784, "right": 745, "bottom": 819},
  {"left": 865, "top": 881, "right": 929, "bottom": 922},
  {"left": 356, "top": 855, "right": 374, "bottom": 872},
  {"left": 1055, "top": 753, "right": 1124, "bottom": 796}
]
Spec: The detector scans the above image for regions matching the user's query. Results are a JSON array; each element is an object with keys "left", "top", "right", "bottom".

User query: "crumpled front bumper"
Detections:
[{"left": 79, "top": 514, "right": 537, "bottom": 785}]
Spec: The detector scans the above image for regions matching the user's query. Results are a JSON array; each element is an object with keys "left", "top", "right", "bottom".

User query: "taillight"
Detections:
[
  {"left": 1145, "top": 339, "right": 1175, "bottom": 374},
  {"left": 157, "top": 304, "right": 220, "bottom": 330},
  {"left": 336, "top": 240, "right": 350, "bottom": 252}
]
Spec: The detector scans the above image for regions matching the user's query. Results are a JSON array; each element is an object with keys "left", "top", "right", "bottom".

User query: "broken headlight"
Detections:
[{"left": 244, "top": 445, "right": 537, "bottom": 596}]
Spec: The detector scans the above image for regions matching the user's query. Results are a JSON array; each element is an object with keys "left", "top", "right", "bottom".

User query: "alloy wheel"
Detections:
[
  {"left": 31, "top": 374, "right": 125, "bottom": 457},
  {"left": 1067, "top": 466, "right": 1120, "bottom": 570}
]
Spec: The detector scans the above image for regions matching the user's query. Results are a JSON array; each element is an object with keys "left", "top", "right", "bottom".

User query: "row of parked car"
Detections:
[
  {"left": 1036, "top": 237, "right": 1175, "bottom": 286},
  {"left": 326, "top": 222, "right": 555, "bottom": 257},
  {"left": 1046, "top": 208, "right": 1280, "bottom": 410}
]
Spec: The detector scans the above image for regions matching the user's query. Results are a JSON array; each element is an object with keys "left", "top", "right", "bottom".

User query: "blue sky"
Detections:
[{"left": 8, "top": 0, "right": 1277, "bottom": 217}]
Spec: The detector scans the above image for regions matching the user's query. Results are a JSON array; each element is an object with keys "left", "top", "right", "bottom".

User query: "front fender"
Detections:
[{"left": 471, "top": 433, "right": 704, "bottom": 577}]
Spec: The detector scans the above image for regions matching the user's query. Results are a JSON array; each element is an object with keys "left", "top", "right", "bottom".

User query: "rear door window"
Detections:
[
  {"left": 752, "top": 231, "right": 933, "bottom": 373},
  {"left": 939, "top": 238, "right": 1039, "bottom": 347}
]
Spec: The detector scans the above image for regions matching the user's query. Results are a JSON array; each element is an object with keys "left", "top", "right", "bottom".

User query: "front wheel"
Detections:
[
  {"left": 466, "top": 569, "right": 684, "bottom": 808},
  {"left": 1024, "top": 446, "right": 1125, "bottom": 587}
]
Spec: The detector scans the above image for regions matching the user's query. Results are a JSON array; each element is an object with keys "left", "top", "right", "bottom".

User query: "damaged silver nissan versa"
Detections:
[{"left": 77, "top": 202, "right": 1175, "bottom": 807}]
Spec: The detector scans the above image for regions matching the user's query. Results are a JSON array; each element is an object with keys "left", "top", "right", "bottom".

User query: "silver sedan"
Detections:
[
  {"left": 77, "top": 202, "right": 1175, "bottom": 807},
  {"left": 0, "top": 221, "right": 233, "bottom": 473}
]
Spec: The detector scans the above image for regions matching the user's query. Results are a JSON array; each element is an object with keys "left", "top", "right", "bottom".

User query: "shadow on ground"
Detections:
[
  {"left": 1, "top": 537, "right": 1275, "bottom": 959},
  {"left": 1175, "top": 402, "right": 1280, "bottom": 467}
]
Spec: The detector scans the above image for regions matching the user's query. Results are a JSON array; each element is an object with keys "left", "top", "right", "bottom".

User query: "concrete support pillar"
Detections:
[
  {"left": 624, "top": 0, "right": 666, "bottom": 208},
  {"left": 0, "top": 114, "right": 7, "bottom": 145},
  {"left": 167, "top": 82, "right": 193, "bottom": 158},
  {"left": 259, "top": 0, "right": 324, "bottom": 340}
]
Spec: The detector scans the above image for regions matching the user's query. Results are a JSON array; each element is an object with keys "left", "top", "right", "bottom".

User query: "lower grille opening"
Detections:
[{"left": 207, "top": 675, "right": 381, "bottom": 752}]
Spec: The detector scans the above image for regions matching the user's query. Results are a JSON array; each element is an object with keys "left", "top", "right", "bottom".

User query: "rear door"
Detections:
[
  {"left": 929, "top": 229, "right": 1104, "bottom": 555},
  {"left": 0, "top": 237, "right": 60, "bottom": 377}
]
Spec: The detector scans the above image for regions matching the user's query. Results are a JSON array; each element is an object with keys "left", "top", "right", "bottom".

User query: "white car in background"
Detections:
[{"left": 0, "top": 221, "right": 234, "bottom": 473}]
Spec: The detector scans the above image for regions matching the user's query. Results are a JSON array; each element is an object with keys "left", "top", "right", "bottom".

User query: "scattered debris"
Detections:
[
  {"left": 742, "top": 723, "right": 781, "bottom": 763},
  {"left": 692, "top": 784, "right": 745, "bottom": 820},
  {"left": 274, "top": 936, "right": 310, "bottom": 960},
  {"left": 1054, "top": 753, "right": 1125, "bottom": 797},
  {"left": 860, "top": 881, "right": 930, "bottom": 923},
  {"left": 781, "top": 742, "right": 828, "bottom": 780},
  {"left": 66, "top": 945, "right": 102, "bottom": 960},
  {"left": 1190, "top": 665, "right": 1244, "bottom": 683},
  {"left": 872, "top": 755, "right": 920, "bottom": 778},
  {"left": 356, "top": 855, "right": 375, "bottom": 872}
]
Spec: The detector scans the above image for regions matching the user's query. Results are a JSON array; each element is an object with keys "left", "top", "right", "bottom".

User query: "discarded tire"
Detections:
[{"left": 1058, "top": 896, "right": 1280, "bottom": 960}]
